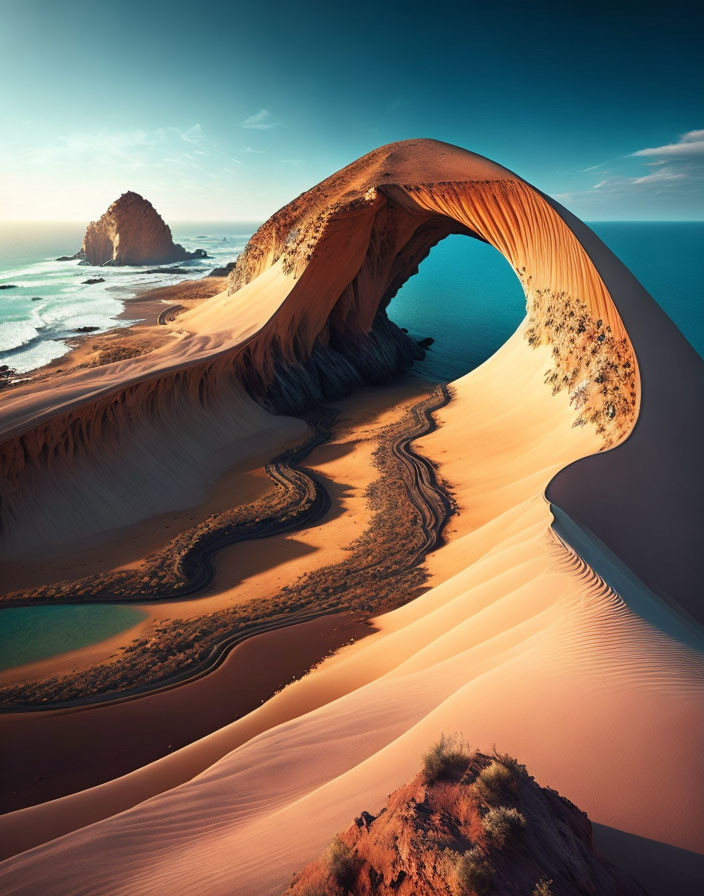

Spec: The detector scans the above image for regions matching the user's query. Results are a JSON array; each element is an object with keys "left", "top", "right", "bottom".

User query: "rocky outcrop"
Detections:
[
  {"left": 75, "top": 192, "right": 208, "bottom": 266},
  {"left": 209, "top": 260, "right": 236, "bottom": 277},
  {"left": 283, "top": 744, "right": 645, "bottom": 896},
  {"left": 240, "top": 310, "right": 424, "bottom": 415}
]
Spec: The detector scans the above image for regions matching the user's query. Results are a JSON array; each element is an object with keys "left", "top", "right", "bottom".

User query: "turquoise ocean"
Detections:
[{"left": 0, "top": 221, "right": 702, "bottom": 669}]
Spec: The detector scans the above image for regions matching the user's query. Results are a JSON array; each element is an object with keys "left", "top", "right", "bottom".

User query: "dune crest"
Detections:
[{"left": 1, "top": 140, "right": 639, "bottom": 565}]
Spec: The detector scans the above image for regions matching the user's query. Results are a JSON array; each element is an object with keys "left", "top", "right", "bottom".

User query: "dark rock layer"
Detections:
[{"left": 238, "top": 311, "right": 425, "bottom": 415}]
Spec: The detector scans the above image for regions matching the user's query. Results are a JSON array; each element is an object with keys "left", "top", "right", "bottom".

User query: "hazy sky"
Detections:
[{"left": 1, "top": 0, "right": 702, "bottom": 221}]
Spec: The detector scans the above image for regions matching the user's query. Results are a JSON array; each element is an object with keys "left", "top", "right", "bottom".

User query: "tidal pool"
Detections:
[{"left": 0, "top": 604, "right": 147, "bottom": 671}]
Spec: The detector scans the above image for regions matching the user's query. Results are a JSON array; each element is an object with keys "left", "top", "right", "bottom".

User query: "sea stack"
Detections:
[{"left": 75, "top": 192, "right": 208, "bottom": 266}]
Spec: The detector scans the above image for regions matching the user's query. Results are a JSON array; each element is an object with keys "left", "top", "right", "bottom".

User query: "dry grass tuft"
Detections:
[
  {"left": 453, "top": 847, "right": 493, "bottom": 895},
  {"left": 481, "top": 805, "right": 527, "bottom": 847},
  {"left": 326, "top": 835, "right": 358, "bottom": 892},
  {"left": 421, "top": 733, "right": 473, "bottom": 784},
  {"left": 473, "top": 760, "right": 518, "bottom": 804}
]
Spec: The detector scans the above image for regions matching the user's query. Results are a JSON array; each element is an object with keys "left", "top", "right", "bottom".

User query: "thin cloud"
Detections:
[
  {"left": 31, "top": 125, "right": 207, "bottom": 169},
  {"left": 180, "top": 124, "right": 203, "bottom": 143},
  {"left": 631, "top": 129, "right": 704, "bottom": 159},
  {"left": 281, "top": 159, "right": 304, "bottom": 166},
  {"left": 632, "top": 170, "right": 686, "bottom": 186},
  {"left": 588, "top": 128, "right": 703, "bottom": 196},
  {"left": 242, "top": 109, "right": 280, "bottom": 130},
  {"left": 593, "top": 169, "right": 687, "bottom": 193}
]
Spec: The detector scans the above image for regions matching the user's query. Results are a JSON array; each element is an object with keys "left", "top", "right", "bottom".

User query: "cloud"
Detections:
[
  {"left": 585, "top": 128, "right": 704, "bottom": 197},
  {"left": 631, "top": 170, "right": 687, "bottom": 186},
  {"left": 30, "top": 125, "right": 208, "bottom": 170},
  {"left": 281, "top": 159, "right": 304, "bottom": 166},
  {"left": 631, "top": 129, "right": 704, "bottom": 159},
  {"left": 180, "top": 124, "right": 203, "bottom": 143},
  {"left": 388, "top": 97, "right": 411, "bottom": 110},
  {"left": 242, "top": 109, "right": 279, "bottom": 130},
  {"left": 32, "top": 129, "right": 152, "bottom": 166},
  {"left": 593, "top": 168, "right": 688, "bottom": 193}
]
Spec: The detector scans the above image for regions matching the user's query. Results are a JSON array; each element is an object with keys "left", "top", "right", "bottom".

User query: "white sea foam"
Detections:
[
  {"left": 0, "top": 222, "right": 249, "bottom": 373},
  {"left": 0, "top": 319, "right": 40, "bottom": 352},
  {"left": 0, "top": 339, "right": 70, "bottom": 373}
]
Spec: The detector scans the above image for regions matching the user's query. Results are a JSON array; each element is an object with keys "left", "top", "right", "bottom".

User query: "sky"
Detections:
[{"left": 0, "top": 0, "right": 702, "bottom": 222}]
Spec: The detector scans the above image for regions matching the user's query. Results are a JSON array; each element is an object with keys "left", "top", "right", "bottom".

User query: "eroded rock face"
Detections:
[
  {"left": 283, "top": 749, "right": 645, "bottom": 896},
  {"left": 77, "top": 192, "right": 208, "bottom": 266}
]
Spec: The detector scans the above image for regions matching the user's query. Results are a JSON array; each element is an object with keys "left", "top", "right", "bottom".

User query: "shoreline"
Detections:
[{"left": 1, "top": 274, "right": 226, "bottom": 390}]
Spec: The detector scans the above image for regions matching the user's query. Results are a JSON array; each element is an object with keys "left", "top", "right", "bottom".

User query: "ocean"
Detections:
[
  {"left": 2, "top": 221, "right": 701, "bottom": 380},
  {"left": 388, "top": 222, "right": 704, "bottom": 379},
  {"left": 0, "top": 221, "right": 255, "bottom": 374}
]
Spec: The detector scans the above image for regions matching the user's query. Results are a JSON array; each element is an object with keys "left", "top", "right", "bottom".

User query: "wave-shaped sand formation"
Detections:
[
  {"left": 2, "top": 139, "right": 701, "bottom": 614},
  {"left": 1, "top": 140, "right": 702, "bottom": 894}
]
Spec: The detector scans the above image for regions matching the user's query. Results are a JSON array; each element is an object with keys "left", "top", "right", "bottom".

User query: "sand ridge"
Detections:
[{"left": 1, "top": 335, "right": 701, "bottom": 895}]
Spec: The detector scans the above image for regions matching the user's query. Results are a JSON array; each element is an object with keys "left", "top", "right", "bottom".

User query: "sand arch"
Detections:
[{"left": 0, "top": 139, "right": 702, "bottom": 618}]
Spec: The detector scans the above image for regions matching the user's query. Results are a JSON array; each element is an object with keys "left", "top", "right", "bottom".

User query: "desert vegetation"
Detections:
[
  {"left": 523, "top": 284, "right": 637, "bottom": 447},
  {"left": 283, "top": 737, "right": 643, "bottom": 895},
  {"left": 0, "top": 388, "right": 455, "bottom": 708},
  {"left": 421, "top": 733, "right": 474, "bottom": 783}
]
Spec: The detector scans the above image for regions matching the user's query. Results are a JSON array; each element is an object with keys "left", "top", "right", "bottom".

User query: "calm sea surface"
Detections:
[{"left": 0, "top": 221, "right": 701, "bottom": 669}]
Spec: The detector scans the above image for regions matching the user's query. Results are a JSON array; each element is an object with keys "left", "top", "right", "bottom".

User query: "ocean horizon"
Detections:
[{"left": 1, "top": 220, "right": 702, "bottom": 380}]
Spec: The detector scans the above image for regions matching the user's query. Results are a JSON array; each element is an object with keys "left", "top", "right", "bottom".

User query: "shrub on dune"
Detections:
[
  {"left": 326, "top": 835, "right": 358, "bottom": 892},
  {"left": 481, "top": 805, "right": 527, "bottom": 847},
  {"left": 453, "top": 847, "right": 493, "bottom": 895},
  {"left": 473, "top": 760, "right": 517, "bottom": 804},
  {"left": 421, "top": 733, "right": 473, "bottom": 784}
]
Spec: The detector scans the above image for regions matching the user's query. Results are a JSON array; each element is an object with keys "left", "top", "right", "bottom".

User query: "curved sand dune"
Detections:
[
  {"left": 2, "top": 140, "right": 700, "bottom": 616},
  {"left": 1, "top": 140, "right": 636, "bottom": 560},
  {"left": 1, "top": 333, "right": 702, "bottom": 895},
  {"left": 1, "top": 140, "right": 702, "bottom": 893}
]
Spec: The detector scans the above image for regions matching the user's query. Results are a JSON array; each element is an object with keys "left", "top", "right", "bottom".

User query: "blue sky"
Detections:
[{"left": 1, "top": 0, "right": 702, "bottom": 221}]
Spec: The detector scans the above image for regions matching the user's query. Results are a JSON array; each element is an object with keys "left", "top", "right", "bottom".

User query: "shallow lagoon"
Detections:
[{"left": 0, "top": 604, "right": 147, "bottom": 671}]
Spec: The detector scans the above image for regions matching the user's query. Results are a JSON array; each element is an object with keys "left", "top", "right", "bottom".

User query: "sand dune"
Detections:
[
  {"left": 1, "top": 139, "right": 639, "bottom": 565},
  {"left": 1, "top": 335, "right": 701, "bottom": 894},
  {"left": 1, "top": 140, "right": 702, "bottom": 894}
]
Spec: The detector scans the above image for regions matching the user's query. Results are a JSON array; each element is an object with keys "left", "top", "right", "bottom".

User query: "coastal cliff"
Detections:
[{"left": 74, "top": 192, "right": 207, "bottom": 266}]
